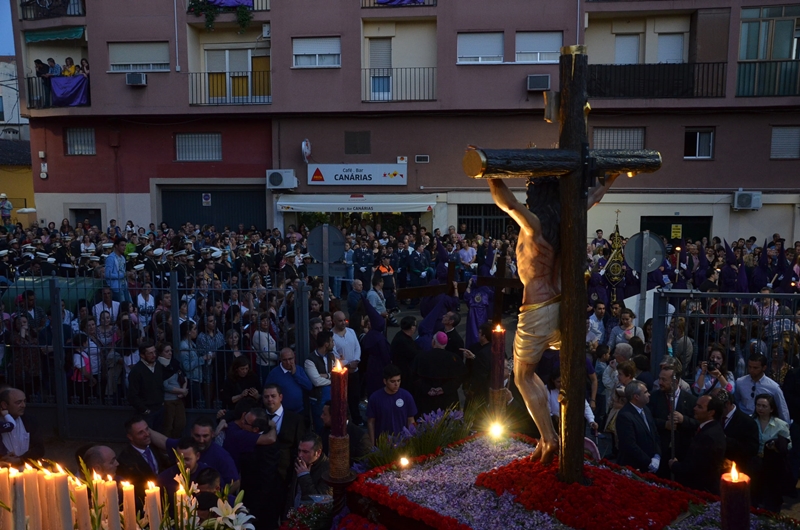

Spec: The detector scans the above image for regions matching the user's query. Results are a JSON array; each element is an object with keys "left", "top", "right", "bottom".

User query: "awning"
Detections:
[
  {"left": 25, "top": 26, "right": 84, "bottom": 43},
  {"left": 277, "top": 193, "right": 436, "bottom": 213}
]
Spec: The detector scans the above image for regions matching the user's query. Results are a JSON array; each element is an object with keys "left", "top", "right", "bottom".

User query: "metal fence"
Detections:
[
  {"left": 649, "top": 289, "right": 800, "bottom": 385},
  {"left": 188, "top": 71, "right": 272, "bottom": 106},
  {"left": 588, "top": 62, "right": 727, "bottom": 98},
  {"left": 26, "top": 76, "right": 91, "bottom": 110},
  {"left": 361, "top": 0, "right": 436, "bottom": 7},
  {"left": 457, "top": 204, "right": 515, "bottom": 240},
  {"left": 736, "top": 60, "right": 800, "bottom": 97},
  {"left": 20, "top": 0, "right": 84, "bottom": 20},
  {"left": 361, "top": 67, "right": 437, "bottom": 102},
  {"left": 2, "top": 273, "right": 309, "bottom": 441}
]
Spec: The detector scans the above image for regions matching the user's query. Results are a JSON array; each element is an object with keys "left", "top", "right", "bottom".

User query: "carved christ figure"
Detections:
[{"left": 488, "top": 174, "right": 618, "bottom": 463}]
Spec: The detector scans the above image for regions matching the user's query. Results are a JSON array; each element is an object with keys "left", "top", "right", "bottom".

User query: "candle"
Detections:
[
  {"left": 105, "top": 477, "right": 122, "bottom": 530},
  {"left": 54, "top": 466, "right": 72, "bottom": 530},
  {"left": 720, "top": 463, "right": 751, "bottom": 530},
  {"left": 73, "top": 480, "right": 92, "bottom": 530},
  {"left": 22, "top": 465, "right": 42, "bottom": 530},
  {"left": 491, "top": 325, "right": 506, "bottom": 390},
  {"left": 94, "top": 471, "right": 107, "bottom": 526},
  {"left": 121, "top": 481, "right": 136, "bottom": 530},
  {"left": 175, "top": 485, "right": 187, "bottom": 530},
  {"left": 331, "top": 359, "right": 348, "bottom": 437},
  {"left": 144, "top": 481, "right": 162, "bottom": 530},
  {"left": 0, "top": 468, "right": 12, "bottom": 530},
  {"left": 9, "top": 469, "right": 25, "bottom": 530},
  {"left": 38, "top": 470, "right": 53, "bottom": 530}
]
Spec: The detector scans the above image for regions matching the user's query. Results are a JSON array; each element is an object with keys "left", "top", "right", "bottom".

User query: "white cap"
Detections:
[
  {"left": 284, "top": 251, "right": 296, "bottom": 258},
  {"left": 143, "top": 245, "right": 153, "bottom": 253},
  {"left": 127, "top": 253, "right": 139, "bottom": 259},
  {"left": 36, "top": 252, "right": 49, "bottom": 259},
  {"left": 212, "top": 251, "right": 223, "bottom": 259},
  {"left": 0, "top": 250, "right": 9, "bottom": 257},
  {"left": 153, "top": 248, "right": 165, "bottom": 257},
  {"left": 47, "top": 258, "right": 56, "bottom": 264},
  {"left": 0, "top": 194, "right": 6, "bottom": 199},
  {"left": 134, "top": 264, "right": 145, "bottom": 271},
  {"left": 89, "top": 256, "right": 100, "bottom": 262},
  {"left": 102, "top": 242, "right": 113, "bottom": 249}
]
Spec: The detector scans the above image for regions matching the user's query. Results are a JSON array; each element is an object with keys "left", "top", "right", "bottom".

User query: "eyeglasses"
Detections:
[{"left": 751, "top": 384, "right": 757, "bottom": 399}]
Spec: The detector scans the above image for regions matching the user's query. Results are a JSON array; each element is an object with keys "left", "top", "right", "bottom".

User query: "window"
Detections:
[
  {"left": 684, "top": 129, "right": 714, "bottom": 159},
  {"left": 592, "top": 127, "right": 645, "bottom": 150},
  {"left": 770, "top": 126, "right": 800, "bottom": 158},
  {"left": 368, "top": 38, "right": 392, "bottom": 100},
  {"left": 657, "top": 34, "right": 684, "bottom": 64},
  {"left": 515, "top": 32, "right": 561, "bottom": 63},
  {"left": 614, "top": 34, "right": 640, "bottom": 65},
  {"left": 175, "top": 133, "right": 222, "bottom": 162},
  {"left": 65, "top": 128, "right": 95, "bottom": 156},
  {"left": 457, "top": 33, "right": 503, "bottom": 63},
  {"left": 108, "top": 42, "right": 170, "bottom": 72},
  {"left": 344, "top": 131, "right": 370, "bottom": 155},
  {"left": 205, "top": 48, "right": 271, "bottom": 103},
  {"left": 292, "top": 37, "right": 341, "bottom": 68},
  {"left": 740, "top": 5, "right": 800, "bottom": 60}
]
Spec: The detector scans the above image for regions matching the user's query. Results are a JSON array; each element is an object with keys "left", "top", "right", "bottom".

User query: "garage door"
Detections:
[{"left": 161, "top": 187, "right": 266, "bottom": 231}]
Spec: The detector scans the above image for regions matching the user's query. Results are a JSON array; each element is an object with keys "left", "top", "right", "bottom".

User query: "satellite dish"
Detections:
[{"left": 302, "top": 139, "right": 312, "bottom": 164}]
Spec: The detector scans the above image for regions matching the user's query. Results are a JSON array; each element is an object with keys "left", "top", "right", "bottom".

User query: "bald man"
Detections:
[
  {"left": 411, "top": 331, "right": 465, "bottom": 415},
  {"left": 264, "top": 347, "right": 312, "bottom": 415},
  {"left": 333, "top": 311, "right": 363, "bottom": 425},
  {"left": 84, "top": 445, "right": 120, "bottom": 478}
]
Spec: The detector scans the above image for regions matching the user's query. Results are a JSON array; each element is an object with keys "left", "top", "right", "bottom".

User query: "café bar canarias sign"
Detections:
[{"left": 307, "top": 162, "right": 407, "bottom": 186}]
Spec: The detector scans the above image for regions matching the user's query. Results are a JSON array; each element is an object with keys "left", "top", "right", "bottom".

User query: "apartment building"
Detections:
[{"left": 8, "top": 0, "right": 800, "bottom": 242}]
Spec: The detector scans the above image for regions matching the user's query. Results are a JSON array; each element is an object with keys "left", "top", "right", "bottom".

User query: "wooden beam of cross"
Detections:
[
  {"left": 395, "top": 259, "right": 467, "bottom": 301},
  {"left": 461, "top": 45, "right": 662, "bottom": 485},
  {"left": 475, "top": 257, "right": 523, "bottom": 327}
]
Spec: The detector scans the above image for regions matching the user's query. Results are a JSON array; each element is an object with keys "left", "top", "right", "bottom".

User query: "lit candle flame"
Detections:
[
  {"left": 627, "top": 171, "right": 635, "bottom": 178},
  {"left": 332, "top": 359, "right": 346, "bottom": 372},
  {"left": 92, "top": 471, "right": 102, "bottom": 481},
  {"left": 675, "top": 247, "right": 681, "bottom": 252},
  {"left": 55, "top": 464, "right": 64, "bottom": 474},
  {"left": 107, "top": 475, "right": 113, "bottom": 482},
  {"left": 43, "top": 469, "right": 51, "bottom": 477},
  {"left": 24, "top": 463, "right": 32, "bottom": 471},
  {"left": 8, "top": 468, "right": 19, "bottom": 478},
  {"left": 495, "top": 325, "right": 503, "bottom": 332},
  {"left": 177, "top": 484, "right": 185, "bottom": 494},
  {"left": 399, "top": 457, "right": 409, "bottom": 468},
  {"left": 121, "top": 481, "right": 132, "bottom": 488},
  {"left": 731, "top": 462, "right": 739, "bottom": 482},
  {"left": 146, "top": 481, "right": 157, "bottom": 490},
  {"left": 489, "top": 422, "right": 504, "bottom": 439}
]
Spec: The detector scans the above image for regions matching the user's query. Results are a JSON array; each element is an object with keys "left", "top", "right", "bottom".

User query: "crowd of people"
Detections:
[{"left": 0, "top": 214, "right": 796, "bottom": 522}]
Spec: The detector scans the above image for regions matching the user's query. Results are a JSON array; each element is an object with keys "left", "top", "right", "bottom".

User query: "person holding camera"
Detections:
[{"left": 692, "top": 343, "right": 735, "bottom": 396}]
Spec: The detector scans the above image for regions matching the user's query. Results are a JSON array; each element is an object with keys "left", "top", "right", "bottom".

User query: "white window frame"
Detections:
[
  {"left": 684, "top": 128, "right": 714, "bottom": 160},
  {"left": 65, "top": 128, "right": 95, "bottom": 156},
  {"left": 292, "top": 37, "right": 341, "bottom": 69},
  {"left": 175, "top": 133, "right": 222, "bottom": 162},
  {"left": 108, "top": 42, "right": 170, "bottom": 73},
  {"left": 457, "top": 32, "right": 504, "bottom": 64},
  {"left": 592, "top": 127, "right": 645, "bottom": 150},
  {"left": 515, "top": 31, "right": 562, "bottom": 64},
  {"left": 770, "top": 126, "right": 800, "bottom": 159},
  {"left": 204, "top": 48, "right": 271, "bottom": 104}
]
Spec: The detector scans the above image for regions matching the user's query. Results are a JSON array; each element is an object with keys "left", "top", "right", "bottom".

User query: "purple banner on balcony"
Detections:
[
  {"left": 376, "top": 0, "right": 423, "bottom": 4},
  {"left": 207, "top": 0, "right": 253, "bottom": 6},
  {"left": 51, "top": 76, "right": 89, "bottom": 107}
]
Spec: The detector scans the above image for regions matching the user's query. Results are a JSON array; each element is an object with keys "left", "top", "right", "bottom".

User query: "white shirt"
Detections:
[
  {"left": 93, "top": 300, "right": 120, "bottom": 325},
  {"left": 333, "top": 327, "right": 361, "bottom": 372},
  {"left": 735, "top": 373, "right": 790, "bottom": 422},
  {"left": 268, "top": 405, "right": 285, "bottom": 434}
]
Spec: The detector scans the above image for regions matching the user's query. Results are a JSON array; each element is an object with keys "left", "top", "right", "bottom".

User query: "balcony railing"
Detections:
[
  {"left": 588, "top": 62, "right": 727, "bottom": 98},
  {"left": 20, "top": 0, "right": 84, "bottom": 20},
  {"left": 187, "top": 0, "right": 269, "bottom": 13},
  {"left": 736, "top": 60, "right": 800, "bottom": 96},
  {"left": 26, "top": 76, "right": 90, "bottom": 109},
  {"left": 189, "top": 71, "right": 272, "bottom": 105},
  {"left": 361, "top": 0, "right": 436, "bottom": 7},
  {"left": 361, "top": 67, "right": 436, "bottom": 102}
]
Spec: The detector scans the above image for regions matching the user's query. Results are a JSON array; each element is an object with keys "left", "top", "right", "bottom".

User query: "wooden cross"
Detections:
[
  {"left": 475, "top": 254, "right": 523, "bottom": 327},
  {"left": 395, "top": 257, "right": 467, "bottom": 301},
  {"left": 462, "top": 45, "right": 662, "bottom": 484}
]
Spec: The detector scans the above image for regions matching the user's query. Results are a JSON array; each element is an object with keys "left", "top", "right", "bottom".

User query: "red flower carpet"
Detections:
[{"left": 475, "top": 455, "right": 709, "bottom": 530}]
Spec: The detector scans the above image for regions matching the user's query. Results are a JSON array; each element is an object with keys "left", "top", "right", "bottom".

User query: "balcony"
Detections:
[
  {"left": 26, "top": 76, "right": 90, "bottom": 109},
  {"left": 587, "top": 62, "right": 727, "bottom": 98},
  {"left": 187, "top": 0, "right": 269, "bottom": 13},
  {"left": 188, "top": 71, "right": 271, "bottom": 105},
  {"left": 736, "top": 60, "right": 800, "bottom": 97},
  {"left": 361, "top": 67, "right": 436, "bottom": 102},
  {"left": 361, "top": 0, "right": 436, "bottom": 7},
  {"left": 20, "top": 0, "right": 84, "bottom": 20}
]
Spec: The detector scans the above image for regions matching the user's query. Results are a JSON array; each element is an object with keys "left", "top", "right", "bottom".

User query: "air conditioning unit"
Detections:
[
  {"left": 733, "top": 190, "right": 762, "bottom": 210},
  {"left": 527, "top": 74, "right": 550, "bottom": 92},
  {"left": 125, "top": 73, "right": 147, "bottom": 86},
  {"left": 267, "top": 169, "right": 298, "bottom": 190}
]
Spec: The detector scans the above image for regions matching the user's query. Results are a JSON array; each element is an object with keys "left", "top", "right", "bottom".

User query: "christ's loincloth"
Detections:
[{"left": 513, "top": 296, "right": 562, "bottom": 365}]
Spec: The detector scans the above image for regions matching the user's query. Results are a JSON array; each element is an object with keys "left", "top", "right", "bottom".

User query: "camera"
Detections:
[{"left": 709, "top": 361, "right": 721, "bottom": 371}]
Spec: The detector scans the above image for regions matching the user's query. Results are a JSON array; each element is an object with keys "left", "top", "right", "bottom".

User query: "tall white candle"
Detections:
[
  {"left": 175, "top": 485, "right": 187, "bottom": 530},
  {"left": 144, "top": 481, "right": 161, "bottom": 530},
  {"left": 53, "top": 468, "right": 72, "bottom": 530},
  {"left": 73, "top": 481, "right": 92, "bottom": 530},
  {"left": 38, "top": 470, "right": 52, "bottom": 530},
  {"left": 121, "top": 481, "right": 136, "bottom": 530},
  {"left": 105, "top": 478, "right": 122, "bottom": 530},
  {"left": 0, "top": 468, "right": 12, "bottom": 530},
  {"left": 21, "top": 466, "right": 42, "bottom": 530},
  {"left": 9, "top": 469, "right": 25, "bottom": 530}
]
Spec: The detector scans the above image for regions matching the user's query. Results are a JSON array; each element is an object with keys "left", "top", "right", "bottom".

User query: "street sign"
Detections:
[
  {"left": 671, "top": 224, "right": 682, "bottom": 239},
  {"left": 307, "top": 225, "right": 346, "bottom": 262},
  {"left": 202, "top": 193, "right": 211, "bottom": 207},
  {"left": 624, "top": 231, "right": 665, "bottom": 274}
]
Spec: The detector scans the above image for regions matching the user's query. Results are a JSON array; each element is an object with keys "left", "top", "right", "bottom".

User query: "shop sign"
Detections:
[{"left": 307, "top": 163, "right": 407, "bottom": 186}]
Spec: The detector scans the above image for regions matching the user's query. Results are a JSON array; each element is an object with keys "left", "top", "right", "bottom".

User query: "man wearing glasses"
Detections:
[{"left": 735, "top": 353, "right": 790, "bottom": 422}]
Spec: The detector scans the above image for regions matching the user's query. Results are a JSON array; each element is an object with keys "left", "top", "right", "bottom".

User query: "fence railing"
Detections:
[
  {"left": 188, "top": 71, "right": 272, "bottom": 106},
  {"left": 588, "top": 62, "right": 727, "bottom": 98},
  {"left": 361, "top": 0, "right": 436, "bottom": 7},
  {"left": 20, "top": 0, "right": 84, "bottom": 20},
  {"left": 736, "top": 60, "right": 800, "bottom": 97},
  {"left": 26, "top": 76, "right": 91, "bottom": 109},
  {"left": 0, "top": 272, "right": 310, "bottom": 441},
  {"left": 187, "top": 0, "right": 269, "bottom": 12},
  {"left": 649, "top": 289, "right": 800, "bottom": 386},
  {"left": 361, "top": 67, "right": 437, "bottom": 102}
]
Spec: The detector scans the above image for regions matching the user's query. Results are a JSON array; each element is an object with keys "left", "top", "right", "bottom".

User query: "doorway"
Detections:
[
  {"left": 72, "top": 208, "right": 102, "bottom": 230},
  {"left": 640, "top": 216, "right": 712, "bottom": 246}
]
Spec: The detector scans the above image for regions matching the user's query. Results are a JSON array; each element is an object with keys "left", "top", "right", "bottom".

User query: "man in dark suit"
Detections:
[
  {"left": 715, "top": 388, "right": 760, "bottom": 477},
  {"left": 262, "top": 384, "right": 305, "bottom": 483},
  {"left": 116, "top": 416, "right": 169, "bottom": 502},
  {"left": 0, "top": 388, "right": 44, "bottom": 464},
  {"left": 616, "top": 381, "right": 661, "bottom": 473},
  {"left": 390, "top": 316, "right": 420, "bottom": 390},
  {"left": 127, "top": 341, "right": 165, "bottom": 430},
  {"left": 670, "top": 395, "right": 727, "bottom": 494},
  {"left": 649, "top": 361, "right": 698, "bottom": 476},
  {"left": 285, "top": 432, "right": 332, "bottom": 512}
]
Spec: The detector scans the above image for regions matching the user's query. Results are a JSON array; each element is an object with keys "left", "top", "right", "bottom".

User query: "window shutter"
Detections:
[
  {"left": 515, "top": 32, "right": 562, "bottom": 53},
  {"left": 228, "top": 49, "right": 249, "bottom": 72},
  {"left": 206, "top": 50, "right": 226, "bottom": 72},
  {"left": 369, "top": 38, "right": 392, "bottom": 69},
  {"left": 657, "top": 34, "right": 684, "bottom": 64},
  {"left": 292, "top": 37, "right": 341, "bottom": 55},
  {"left": 176, "top": 133, "right": 222, "bottom": 162},
  {"left": 108, "top": 42, "right": 170, "bottom": 64},
  {"left": 457, "top": 33, "right": 504, "bottom": 60},
  {"left": 614, "top": 35, "right": 640, "bottom": 65},
  {"left": 593, "top": 128, "right": 645, "bottom": 150},
  {"left": 771, "top": 127, "right": 800, "bottom": 158}
]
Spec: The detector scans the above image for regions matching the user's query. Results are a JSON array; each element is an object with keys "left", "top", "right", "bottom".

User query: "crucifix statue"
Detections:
[{"left": 462, "top": 45, "right": 661, "bottom": 484}]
